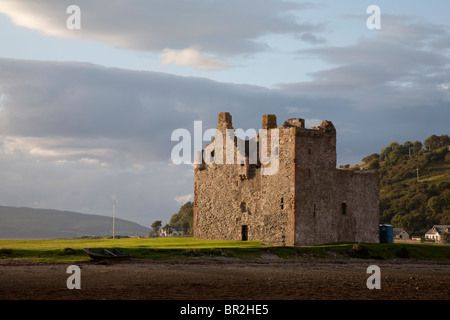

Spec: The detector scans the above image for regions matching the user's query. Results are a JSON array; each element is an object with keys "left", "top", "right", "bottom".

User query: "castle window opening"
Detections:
[
  {"left": 280, "top": 197, "right": 284, "bottom": 210},
  {"left": 241, "top": 225, "right": 248, "bottom": 241}
]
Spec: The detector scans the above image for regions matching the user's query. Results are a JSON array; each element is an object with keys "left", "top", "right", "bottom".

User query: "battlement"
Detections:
[
  {"left": 262, "top": 114, "right": 277, "bottom": 129},
  {"left": 204, "top": 112, "right": 337, "bottom": 168},
  {"left": 217, "top": 112, "right": 233, "bottom": 130},
  {"left": 217, "top": 112, "right": 335, "bottom": 134},
  {"left": 282, "top": 118, "right": 305, "bottom": 128}
]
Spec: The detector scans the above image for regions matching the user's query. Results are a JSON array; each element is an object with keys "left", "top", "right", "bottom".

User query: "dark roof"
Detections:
[
  {"left": 425, "top": 225, "right": 450, "bottom": 234},
  {"left": 393, "top": 228, "right": 408, "bottom": 236}
]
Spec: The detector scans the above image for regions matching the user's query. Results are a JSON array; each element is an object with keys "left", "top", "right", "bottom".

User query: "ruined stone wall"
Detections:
[
  {"left": 260, "top": 126, "right": 296, "bottom": 246},
  {"left": 194, "top": 162, "right": 263, "bottom": 241},
  {"left": 194, "top": 113, "right": 263, "bottom": 241},
  {"left": 333, "top": 170, "right": 379, "bottom": 243},
  {"left": 292, "top": 121, "right": 379, "bottom": 245},
  {"left": 293, "top": 123, "right": 338, "bottom": 246}
]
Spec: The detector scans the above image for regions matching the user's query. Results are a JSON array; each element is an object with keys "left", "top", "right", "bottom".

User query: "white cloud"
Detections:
[
  {"left": 79, "top": 157, "right": 100, "bottom": 166},
  {"left": 0, "top": 1, "right": 67, "bottom": 37},
  {"left": 174, "top": 193, "right": 193, "bottom": 205},
  {"left": 160, "top": 46, "right": 229, "bottom": 70},
  {"left": 0, "top": 135, "right": 117, "bottom": 164},
  {"left": 0, "top": 0, "right": 325, "bottom": 57}
]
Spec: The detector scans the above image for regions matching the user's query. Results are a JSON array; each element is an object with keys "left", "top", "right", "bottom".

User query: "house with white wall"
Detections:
[{"left": 425, "top": 225, "right": 450, "bottom": 241}]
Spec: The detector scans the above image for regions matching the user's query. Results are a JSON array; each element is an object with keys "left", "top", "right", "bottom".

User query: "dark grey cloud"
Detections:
[
  {"left": 298, "top": 32, "right": 326, "bottom": 45},
  {"left": 0, "top": 57, "right": 307, "bottom": 226},
  {"left": 1, "top": 46, "right": 447, "bottom": 168},
  {"left": 0, "top": 58, "right": 300, "bottom": 164}
]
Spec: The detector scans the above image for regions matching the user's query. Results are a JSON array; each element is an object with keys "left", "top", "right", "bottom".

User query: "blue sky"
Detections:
[{"left": 0, "top": 0, "right": 449, "bottom": 229}]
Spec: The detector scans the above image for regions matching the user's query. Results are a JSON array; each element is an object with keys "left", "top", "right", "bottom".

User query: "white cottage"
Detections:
[{"left": 424, "top": 225, "right": 450, "bottom": 241}]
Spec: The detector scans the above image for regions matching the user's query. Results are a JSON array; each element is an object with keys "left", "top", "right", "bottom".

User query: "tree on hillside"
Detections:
[
  {"left": 363, "top": 134, "right": 450, "bottom": 235},
  {"left": 424, "top": 134, "right": 450, "bottom": 151},
  {"left": 412, "top": 141, "right": 423, "bottom": 155},
  {"left": 362, "top": 153, "right": 380, "bottom": 169},
  {"left": 151, "top": 220, "right": 162, "bottom": 235},
  {"left": 170, "top": 202, "right": 193, "bottom": 235},
  {"left": 441, "top": 135, "right": 450, "bottom": 147},
  {"left": 424, "top": 135, "right": 440, "bottom": 150}
]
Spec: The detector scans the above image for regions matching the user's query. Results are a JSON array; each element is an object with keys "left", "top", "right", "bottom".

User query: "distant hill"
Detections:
[
  {"left": 0, "top": 206, "right": 150, "bottom": 239},
  {"left": 342, "top": 134, "right": 450, "bottom": 236}
]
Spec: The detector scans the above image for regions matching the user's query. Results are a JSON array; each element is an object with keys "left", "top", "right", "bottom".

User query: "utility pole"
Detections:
[{"left": 113, "top": 203, "right": 116, "bottom": 239}]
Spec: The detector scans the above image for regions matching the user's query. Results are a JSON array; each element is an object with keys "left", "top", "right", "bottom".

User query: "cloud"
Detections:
[
  {"left": 298, "top": 32, "right": 326, "bottom": 45},
  {"left": 1, "top": 52, "right": 447, "bottom": 170},
  {"left": 160, "top": 46, "right": 229, "bottom": 70},
  {"left": 0, "top": 57, "right": 303, "bottom": 226},
  {"left": 0, "top": 57, "right": 293, "bottom": 166},
  {"left": 174, "top": 194, "right": 194, "bottom": 205},
  {"left": 0, "top": 0, "right": 326, "bottom": 57},
  {"left": 79, "top": 157, "right": 101, "bottom": 166},
  {"left": 280, "top": 17, "right": 450, "bottom": 110},
  {"left": 0, "top": 147, "right": 193, "bottom": 227}
]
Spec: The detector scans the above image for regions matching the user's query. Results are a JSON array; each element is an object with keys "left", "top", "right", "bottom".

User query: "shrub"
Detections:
[
  {"left": 395, "top": 247, "right": 410, "bottom": 259},
  {"left": 347, "top": 243, "right": 370, "bottom": 259},
  {"left": 61, "top": 247, "right": 75, "bottom": 255},
  {"left": 0, "top": 248, "right": 13, "bottom": 256}
]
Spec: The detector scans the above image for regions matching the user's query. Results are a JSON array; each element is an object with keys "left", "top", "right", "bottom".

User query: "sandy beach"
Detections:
[{"left": 0, "top": 258, "right": 448, "bottom": 300}]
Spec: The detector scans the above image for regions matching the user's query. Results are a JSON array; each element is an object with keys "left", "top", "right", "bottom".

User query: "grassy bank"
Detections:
[{"left": 0, "top": 237, "right": 449, "bottom": 263}]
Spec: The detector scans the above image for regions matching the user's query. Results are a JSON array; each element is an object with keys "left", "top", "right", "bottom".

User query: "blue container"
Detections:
[{"left": 379, "top": 224, "right": 393, "bottom": 243}]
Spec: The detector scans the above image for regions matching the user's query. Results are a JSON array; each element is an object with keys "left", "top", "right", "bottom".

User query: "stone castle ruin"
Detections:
[{"left": 194, "top": 112, "right": 379, "bottom": 246}]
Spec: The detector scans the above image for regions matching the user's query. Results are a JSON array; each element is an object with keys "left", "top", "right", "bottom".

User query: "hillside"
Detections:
[
  {"left": 343, "top": 134, "right": 450, "bottom": 236},
  {"left": 0, "top": 206, "right": 150, "bottom": 239}
]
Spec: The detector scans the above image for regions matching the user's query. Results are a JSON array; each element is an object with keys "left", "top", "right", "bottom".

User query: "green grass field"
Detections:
[{"left": 0, "top": 237, "right": 449, "bottom": 263}]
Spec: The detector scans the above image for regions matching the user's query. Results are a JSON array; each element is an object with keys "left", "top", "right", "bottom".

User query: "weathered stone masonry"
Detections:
[{"left": 194, "top": 112, "right": 379, "bottom": 246}]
